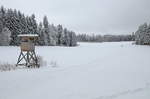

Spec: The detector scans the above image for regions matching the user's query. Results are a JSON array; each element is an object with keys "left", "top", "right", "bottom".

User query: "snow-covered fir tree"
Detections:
[
  {"left": 69, "top": 31, "right": 77, "bottom": 46},
  {"left": 135, "top": 23, "right": 150, "bottom": 45},
  {"left": 145, "top": 24, "right": 150, "bottom": 44},
  {"left": 0, "top": 15, "right": 3, "bottom": 33},
  {"left": 48, "top": 24, "right": 57, "bottom": 46},
  {"left": 0, "top": 27, "right": 11, "bottom": 46},
  {"left": 43, "top": 16, "right": 50, "bottom": 46},
  {"left": 17, "top": 11, "right": 28, "bottom": 34},
  {"left": 5, "top": 9, "right": 21, "bottom": 45},
  {"left": 57, "top": 24, "right": 64, "bottom": 45},
  {"left": 63, "top": 28, "right": 70, "bottom": 46},
  {"left": 37, "top": 22, "right": 45, "bottom": 45}
]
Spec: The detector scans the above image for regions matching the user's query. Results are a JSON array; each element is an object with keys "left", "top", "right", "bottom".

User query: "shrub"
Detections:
[
  {"left": 0, "top": 63, "right": 16, "bottom": 71},
  {"left": 37, "top": 55, "right": 47, "bottom": 67},
  {"left": 50, "top": 61, "right": 58, "bottom": 68}
]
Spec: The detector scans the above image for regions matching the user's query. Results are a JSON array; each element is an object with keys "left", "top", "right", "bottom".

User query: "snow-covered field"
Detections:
[{"left": 0, "top": 42, "right": 150, "bottom": 99}]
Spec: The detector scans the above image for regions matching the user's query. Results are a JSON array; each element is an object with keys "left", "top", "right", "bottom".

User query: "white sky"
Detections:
[{"left": 1, "top": 0, "right": 150, "bottom": 35}]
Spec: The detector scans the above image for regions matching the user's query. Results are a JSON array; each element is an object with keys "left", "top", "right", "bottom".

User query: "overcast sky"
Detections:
[{"left": 1, "top": 0, "right": 150, "bottom": 35}]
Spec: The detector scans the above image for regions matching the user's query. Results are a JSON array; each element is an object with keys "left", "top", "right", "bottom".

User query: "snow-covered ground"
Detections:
[{"left": 0, "top": 42, "right": 150, "bottom": 99}]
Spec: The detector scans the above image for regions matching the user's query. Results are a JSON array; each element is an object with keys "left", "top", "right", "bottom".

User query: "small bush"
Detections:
[
  {"left": 37, "top": 55, "right": 47, "bottom": 67},
  {"left": 50, "top": 61, "right": 58, "bottom": 68},
  {"left": 0, "top": 63, "right": 16, "bottom": 71}
]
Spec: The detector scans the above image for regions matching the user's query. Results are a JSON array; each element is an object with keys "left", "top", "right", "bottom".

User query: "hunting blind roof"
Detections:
[{"left": 18, "top": 34, "right": 38, "bottom": 37}]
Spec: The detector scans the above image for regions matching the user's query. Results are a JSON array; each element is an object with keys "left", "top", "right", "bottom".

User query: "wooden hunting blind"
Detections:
[{"left": 16, "top": 34, "right": 39, "bottom": 67}]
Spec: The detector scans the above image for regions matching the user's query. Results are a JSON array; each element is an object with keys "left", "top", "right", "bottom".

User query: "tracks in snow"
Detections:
[{"left": 95, "top": 83, "right": 150, "bottom": 99}]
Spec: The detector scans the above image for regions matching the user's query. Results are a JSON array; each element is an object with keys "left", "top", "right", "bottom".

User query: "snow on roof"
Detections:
[{"left": 18, "top": 34, "right": 38, "bottom": 37}]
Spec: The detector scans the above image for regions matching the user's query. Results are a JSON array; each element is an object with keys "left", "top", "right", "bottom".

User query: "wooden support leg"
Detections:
[
  {"left": 16, "top": 51, "right": 39, "bottom": 68},
  {"left": 16, "top": 51, "right": 22, "bottom": 66}
]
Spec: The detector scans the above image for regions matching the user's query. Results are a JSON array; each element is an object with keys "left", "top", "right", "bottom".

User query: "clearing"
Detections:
[{"left": 0, "top": 42, "right": 150, "bottom": 99}]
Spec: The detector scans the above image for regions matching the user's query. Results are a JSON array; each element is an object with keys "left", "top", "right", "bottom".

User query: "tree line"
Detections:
[
  {"left": 77, "top": 22, "right": 150, "bottom": 46},
  {"left": 0, "top": 6, "right": 77, "bottom": 46},
  {"left": 77, "top": 34, "right": 134, "bottom": 42}
]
